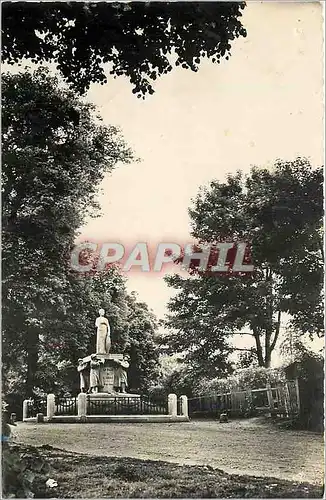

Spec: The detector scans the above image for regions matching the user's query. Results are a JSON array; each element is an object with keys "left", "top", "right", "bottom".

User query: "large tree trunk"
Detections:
[
  {"left": 264, "top": 268, "right": 274, "bottom": 368},
  {"left": 264, "top": 350, "right": 272, "bottom": 368},
  {"left": 257, "top": 310, "right": 282, "bottom": 368},
  {"left": 253, "top": 327, "right": 265, "bottom": 367},
  {"left": 264, "top": 328, "right": 273, "bottom": 368}
]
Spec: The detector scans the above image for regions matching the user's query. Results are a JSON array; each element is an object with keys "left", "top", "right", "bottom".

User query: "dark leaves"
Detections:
[
  {"left": 2, "top": 2, "right": 247, "bottom": 96},
  {"left": 164, "top": 158, "right": 324, "bottom": 372}
]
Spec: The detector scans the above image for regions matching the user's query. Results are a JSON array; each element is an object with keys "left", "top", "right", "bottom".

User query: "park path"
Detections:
[{"left": 14, "top": 418, "right": 324, "bottom": 485}]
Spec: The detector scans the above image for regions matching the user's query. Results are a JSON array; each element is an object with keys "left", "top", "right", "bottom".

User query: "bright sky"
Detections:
[{"left": 81, "top": 3, "right": 323, "bottom": 342}]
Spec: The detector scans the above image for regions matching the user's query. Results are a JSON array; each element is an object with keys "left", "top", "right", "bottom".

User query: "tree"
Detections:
[
  {"left": 124, "top": 293, "right": 160, "bottom": 392},
  {"left": 235, "top": 349, "right": 258, "bottom": 370},
  {"left": 164, "top": 158, "right": 323, "bottom": 371},
  {"left": 2, "top": 2, "right": 247, "bottom": 96},
  {"left": 162, "top": 274, "right": 234, "bottom": 379},
  {"left": 2, "top": 67, "right": 134, "bottom": 397}
]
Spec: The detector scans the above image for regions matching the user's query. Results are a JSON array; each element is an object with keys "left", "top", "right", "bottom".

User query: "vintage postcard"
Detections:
[{"left": 1, "top": 1, "right": 324, "bottom": 498}]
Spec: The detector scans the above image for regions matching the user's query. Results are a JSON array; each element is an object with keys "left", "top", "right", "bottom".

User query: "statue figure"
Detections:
[
  {"left": 95, "top": 309, "right": 111, "bottom": 354},
  {"left": 113, "top": 355, "right": 130, "bottom": 393},
  {"left": 89, "top": 355, "right": 103, "bottom": 393},
  {"left": 77, "top": 358, "right": 89, "bottom": 393}
]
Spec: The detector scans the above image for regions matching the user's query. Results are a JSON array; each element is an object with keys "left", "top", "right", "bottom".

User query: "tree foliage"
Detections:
[
  {"left": 2, "top": 67, "right": 159, "bottom": 400},
  {"left": 124, "top": 293, "right": 160, "bottom": 391},
  {"left": 164, "top": 158, "right": 323, "bottom": 371},
  {"left": 161, "top": 274, "right": 234, "bottom": 379},
  {"left": 2, "top": 2, "right": 247, "bottom": 96}
]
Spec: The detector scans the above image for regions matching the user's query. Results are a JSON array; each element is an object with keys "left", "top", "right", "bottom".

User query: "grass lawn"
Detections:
[
  {"left": 14, "top": 418, "right": 324, "bottom": 485},
  {"left": 8, "top": 443, "right": 324, "bottom": 498}
]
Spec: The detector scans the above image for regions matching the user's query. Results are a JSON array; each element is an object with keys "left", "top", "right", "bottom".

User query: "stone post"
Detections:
[
  {"left": 168, "top": 393, "right": 177, "bottom": 416},
  {"left": 36, "top": 413, "right": 44, "bottom": 423},
  {"left": 179, "top": 395, "right": 188, "bottom": 417},
  {"left": 47, "top": 393, "right": 55, "bottom": 420},
  {"left": 22, "top": 400, "right": 29, "bottom": 421},
  {"left": 78, "top": 393, "right": 87, "bottom": 419}
]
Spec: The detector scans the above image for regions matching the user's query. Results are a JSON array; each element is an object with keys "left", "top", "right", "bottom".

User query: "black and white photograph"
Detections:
[{"left": 1, "top": 1, "right": 324, "bottom": 498}]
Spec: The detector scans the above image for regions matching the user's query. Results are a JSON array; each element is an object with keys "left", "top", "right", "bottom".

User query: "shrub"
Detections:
[{"left": 195, "top": 366, "right": 284, "bottom": 396}]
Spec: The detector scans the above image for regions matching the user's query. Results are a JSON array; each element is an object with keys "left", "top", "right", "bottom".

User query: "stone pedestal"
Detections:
[
  {"left": 81, "top": 353, "right": 137, "bottom": 395},
  {"left": 99, "top": 355, "right": 123, "bottom": 393}
]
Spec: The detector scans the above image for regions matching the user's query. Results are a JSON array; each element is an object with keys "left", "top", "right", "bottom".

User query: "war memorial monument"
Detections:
[{"left": 22, "top": 310, "right": 189, "bottom": 423}]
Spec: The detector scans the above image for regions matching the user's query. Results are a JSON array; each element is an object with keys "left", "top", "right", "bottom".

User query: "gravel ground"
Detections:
[{"left": 14, "top": 418, "right": 324, "bottom": 485}]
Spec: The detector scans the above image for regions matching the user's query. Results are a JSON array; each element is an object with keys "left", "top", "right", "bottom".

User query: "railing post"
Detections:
[
  {"left": 22, "top": 400, "right": 29, "bottom": 421},
  {"left": 284, "top": 382, "right": 291, "bottom": 416},
  {"left": 180, "top": 395, "right": 188, "bottom": 417},
  {"left": 78, "top": 393, "right": 87, "bottom": 419},
  {"left": 47, "top": 394, "right": 55, "bottom": 420},
  {"left": 168, "top": 393, "right": 177, "bottom": 416}
]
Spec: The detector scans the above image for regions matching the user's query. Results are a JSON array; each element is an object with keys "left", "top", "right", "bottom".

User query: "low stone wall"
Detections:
[
  {"left": 40, "top": 415, "right": 189, "bottom": 423},
  {"left": 23, "top": 393, "right": 189, "bottom": 423}
]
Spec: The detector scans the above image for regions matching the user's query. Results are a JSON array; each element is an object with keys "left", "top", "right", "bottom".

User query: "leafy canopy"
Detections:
[
  {"left": 1, "top": 67, "right": 135, "bottom": 397},
  {"left": 164, "top": 158, "right": 323, "bottom": 371},
  {"left": 2, "top": 2, "right": 247, "bottom": 96}
]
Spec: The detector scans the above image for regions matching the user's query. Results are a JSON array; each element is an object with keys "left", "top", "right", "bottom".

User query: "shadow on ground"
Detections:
[{"left": 11, "top": 443, "right": 324, "bottom": 498}]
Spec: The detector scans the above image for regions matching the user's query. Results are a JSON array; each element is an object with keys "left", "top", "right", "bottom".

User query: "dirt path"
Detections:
[{"left": 14, "top": 418, "right": 324, "bottom": 485}]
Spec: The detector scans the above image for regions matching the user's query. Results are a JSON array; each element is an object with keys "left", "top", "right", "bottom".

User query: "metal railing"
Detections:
[
  {"left": 55, "top": 396, "right": 78, "bottom": 416},
  {"left": 86, "top": 396, "right": 168, "bottom": 415}
]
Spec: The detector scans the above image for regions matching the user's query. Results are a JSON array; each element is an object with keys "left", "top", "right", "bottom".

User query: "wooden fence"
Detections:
[{"left": 188, "top": 380, "right": 300, "bottom": 419}]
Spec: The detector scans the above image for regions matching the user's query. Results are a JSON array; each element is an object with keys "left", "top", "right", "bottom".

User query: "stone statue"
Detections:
[
  {"left": 77, "top": 358, "right": 89, "bottom": 393},
  {"left": 113, "top": 355, "right": 130, "bottom": 393},
  {"left": 89, "top": 355, "right": 103, "bottom": 393},
  {"left": 95, "top": 309, "right": 111, "bottom": 354}
]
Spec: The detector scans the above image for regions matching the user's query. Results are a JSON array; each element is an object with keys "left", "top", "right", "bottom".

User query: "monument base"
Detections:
[
  {"left": 87, "top": 392, "right": 140, "bottom": 399},
  {"left": 82, "top": 353, "right": 130, "bottom": 394},
  {"left": 23, "top": 415, "right": 190, "bottom": 423}
]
